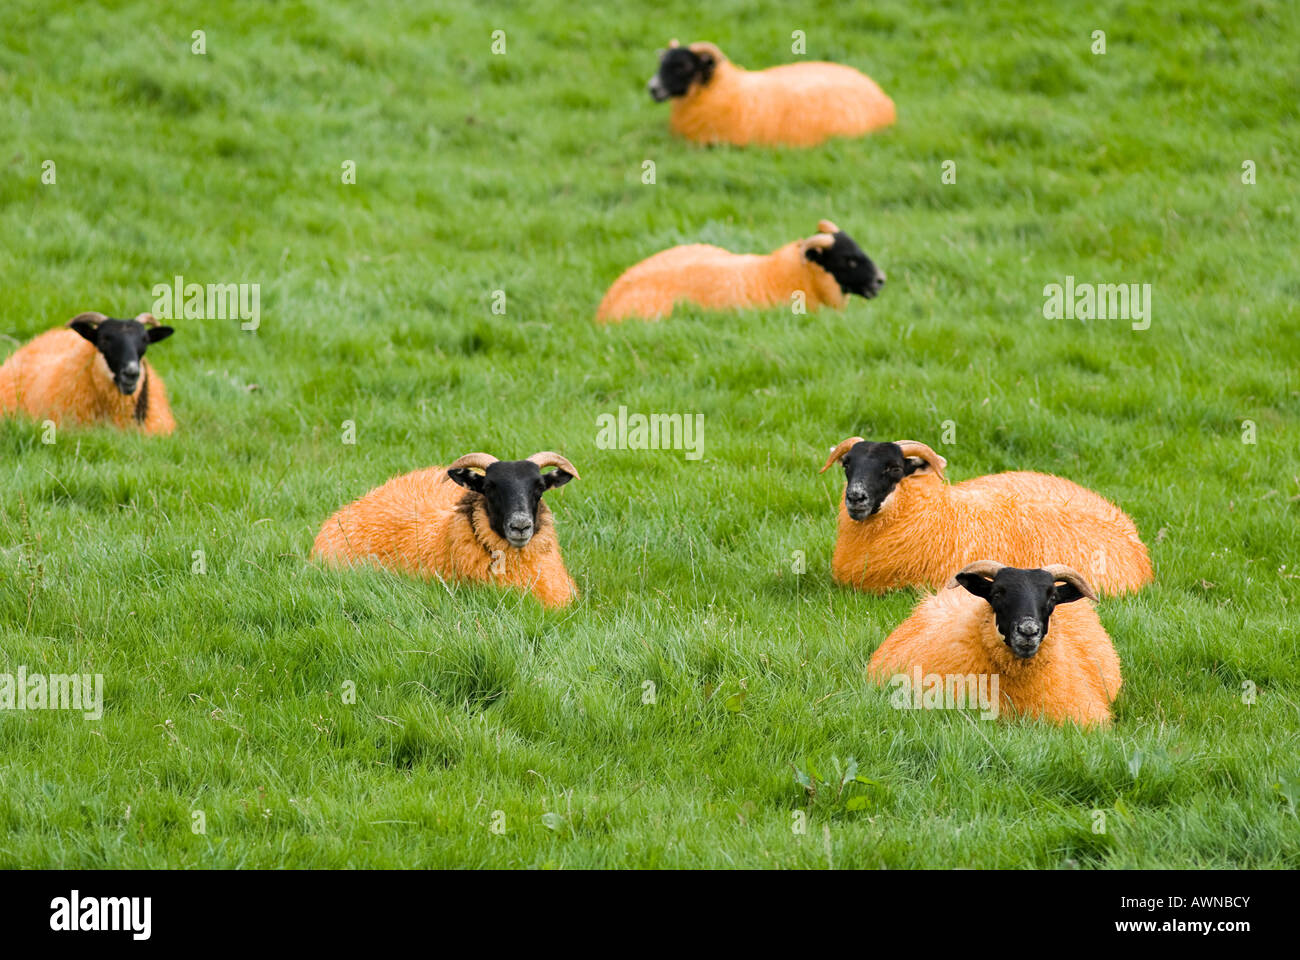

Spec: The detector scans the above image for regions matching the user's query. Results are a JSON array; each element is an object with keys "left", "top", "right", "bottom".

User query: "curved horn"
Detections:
[
  {"left": 135, "top": 312, "right": 159, "bottom": 327},
  {"left": 688, "top": 41, "right": 725, "bottom": 62},
  {"left": 819, "top": 436, "right": 865, "bottom": 474},
  {"left": 1042, "top": 564, "right": 1098, "bottom": 602},
  {"left": 527, "top": 451, "right": 580, "bottom": 480},
  {"left": 945, "top": 559, "right": 1005, "bottom": 589},
  {"left": 817, "top": 219, "right": 841, "bottom": 235},
  {"left": 668, "top": 38, "right": 680, "bottom": 48},
  {"left": 895, "top": 440, "right": 948, "bottom": 481},
  {"left": 803, "top": 232, "right": 835, "bottom": 252},
  {"left": 448, "top": 452, "right": 498, "bottom": 473},
  {"left": 68, "top": 311, "right": 107, "bottom": 327}
]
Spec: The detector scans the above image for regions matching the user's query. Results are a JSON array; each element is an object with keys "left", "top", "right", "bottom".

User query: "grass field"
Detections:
[{"left": 1, "top": 0, "right": 1298, "bottom": 868}]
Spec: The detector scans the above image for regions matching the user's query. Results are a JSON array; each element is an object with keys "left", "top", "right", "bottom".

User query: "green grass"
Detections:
[{"left": 1, "top": 0, "right": 1298, "bottom": 868}]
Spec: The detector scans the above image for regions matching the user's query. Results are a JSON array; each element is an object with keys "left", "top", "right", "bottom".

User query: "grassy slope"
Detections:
[{"left": 0, "top": 0, "right": 1297, "bottom": 867}]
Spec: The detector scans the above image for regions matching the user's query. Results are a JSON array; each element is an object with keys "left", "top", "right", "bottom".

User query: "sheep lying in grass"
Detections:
[
  {"left": 869, "top": 561, "right": 1121, "bottom": 727},
  {"left": 0, "top": 312, "right": 176, "bottom": 435},
  {"left": 648, "top": 40, "right": 896, "bottom": 146},
  {"left": 596, "top": 219, "right": 884, "bottom": 322},
  {"left": 313, "top": 451, "right": 580, "bottom": 608},
  {"left": 820, "top": 438, "right": 1153, "bottom": 595}
]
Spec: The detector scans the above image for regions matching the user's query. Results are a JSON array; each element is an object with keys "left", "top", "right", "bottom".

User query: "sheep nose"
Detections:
[
  {"left": 845, "top": 491, "right": 873, "bottom": 517},
  {"left": 1008, "top": 620, "right": 1042, "bottom": 657}
]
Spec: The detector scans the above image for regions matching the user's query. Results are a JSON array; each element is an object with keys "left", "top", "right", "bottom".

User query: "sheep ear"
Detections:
[
  {"left": 1053, "top": 582, "right": 1087, "bottom": 605},
  {"left": 903, "top": 457, "right": 931, "bottom": 476},
  {"left": 447, "top": 468, "right": 485, "bottom": 492},
  {"left": 147, "top": 325, "right": 174, "bottom": 343},
  {"left": 896, "top": 442, "right": 947, "bottom": 480},
  {"left": 69, "top": 319, "right": 100, "bottom": 343},
  {"left": 954, "top": 572, "right": 994, "bottom": 599},
  {"left": 803, "top": 233, "right": 835, "bottom": 260},
  {"left": 542, "top": 468, "right": 575, "bottom": 490}
]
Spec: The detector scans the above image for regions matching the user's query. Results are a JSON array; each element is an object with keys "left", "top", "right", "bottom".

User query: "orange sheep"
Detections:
[
  {"left": 648, "top": 41, "right": 895, "bottom": 147},
  {"left": 869, "top": 561, "right": 1121, "bottom": 727},
  {"left": 313, "top": 451, "right": 580, "bottom": 608},
  {"left": 820, "top": 438, "right": 1153, "bottom": 595},
  {"left": 0, "top": 312, "right": 176, "bottom": 435},
  {"left": 596, "top": 219, "right": 884, "bottom": 322}
]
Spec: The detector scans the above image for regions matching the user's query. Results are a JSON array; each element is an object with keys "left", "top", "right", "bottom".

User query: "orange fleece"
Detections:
[
  {"left": 596, "top": 239, "right": 845, "bottom": 322},
  {"left": 313, "top": 467, "right": 577, "bottom": 608},
  {"left": 869, "top": 586, "right": 1122, "bottom": 727},
  {"left": 831, "top": 471, "right": 1153, "bottom": 596},
  {"left": 0, "top": 328, "right": 175, "bottom": 435},
  {"left": 670, "top": 57, "right": 895, "bottom": 147}
]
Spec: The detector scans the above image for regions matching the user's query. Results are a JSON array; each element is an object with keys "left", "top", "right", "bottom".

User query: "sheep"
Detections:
[
  {"left": 313, "top": 451, "right": 580, "bottom": 608},
  {"left": 647, "top": 40, "right": 896, "bottom": 147},
  {"left": 868, "top": 561, "right": 1121, "bottom": 726},
  {"left": 820, "top": 438, "right": 1153, "bottom": 595},
  {"left": 596, "top": 219, "right": 884, "bottom": 322},
  {"left": 0, "top": 312, "right": 176, "bottom": 435}
]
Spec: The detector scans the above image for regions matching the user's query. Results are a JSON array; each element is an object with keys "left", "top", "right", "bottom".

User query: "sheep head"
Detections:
[
  {"left": 448, "top": 451, "right": 578, "bottom": 549},
  {"left": 821, "top": 438, "right": 944, "bottom": 521},
  {"left": 649, "top": 41, "right": 721, "bottom": 101},
  {"left": 802, "top": 223, "right": 886, "bottom": 300},
  {"left": 952, "top": 561, "right": 1097, "bottom": 659},
  {"left": 68, "top": 311, "right": 175, "bottom": 395}
]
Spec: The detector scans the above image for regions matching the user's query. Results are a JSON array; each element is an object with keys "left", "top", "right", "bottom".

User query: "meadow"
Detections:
[{"left": 0, "top": 0, "right": 1297, "bottom": 868}]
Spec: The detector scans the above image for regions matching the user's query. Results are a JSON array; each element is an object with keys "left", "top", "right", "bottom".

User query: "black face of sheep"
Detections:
[
  {"left": 839, "top": 441, "right": 927, "bottom": 520},
  {"left": 648, "top": 47, "right": 714, "bottom": 101},
  {"left": 69, "top": 316, "right": 174, "bottom": 395},
  {"left": 805, "top": 229, "right": 886, "bottom": 299},
  {"left": 956, "top": 566, "right": 1092, "bottom": 659},
  {"left": 448, "top": 460, "right": 575, "bottom": 549}
]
